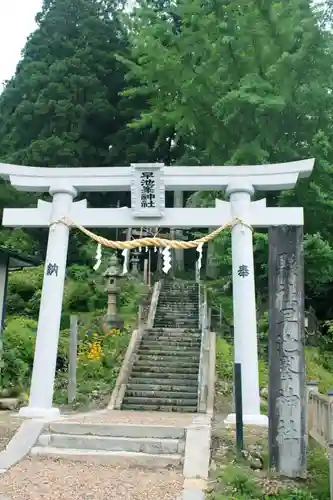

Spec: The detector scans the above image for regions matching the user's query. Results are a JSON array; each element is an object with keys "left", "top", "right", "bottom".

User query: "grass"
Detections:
[
  {"left": 212, "top": 337, "right": 333, "bottom": 500},
  {"left": 208, "top": 421, "right": 329, "bottom": 500}
]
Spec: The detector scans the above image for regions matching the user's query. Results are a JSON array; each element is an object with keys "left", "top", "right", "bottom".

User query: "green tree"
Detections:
[
  {"left": 122, "top": 0, "right": 333, "bottom": 162},
  {"left": 119, "top": 0, "right": 333, "bottom": 318}
]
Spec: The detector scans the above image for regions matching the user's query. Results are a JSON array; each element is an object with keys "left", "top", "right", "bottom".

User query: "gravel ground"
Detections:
[
  {"left": 63, "top": 410, "right": 195, "bottom": 426},
  {"left": 0, "top": 457, "right": 183, "bottom": 500},
  {"left": 0, "top": 413, "right": 22, "bottom": 452}
]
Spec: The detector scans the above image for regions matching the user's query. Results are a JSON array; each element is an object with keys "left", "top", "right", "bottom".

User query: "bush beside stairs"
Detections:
[{"left": 122, "top": 280, "right": 201, "bottom": 412}]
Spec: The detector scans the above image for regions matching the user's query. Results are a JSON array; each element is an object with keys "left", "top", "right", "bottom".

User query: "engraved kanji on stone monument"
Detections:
[
  {"left": 268, "top": 226, "right": 306, "bottom": 478},
  {"left": 131, "top": 163, "right": 165, "bottom": 218}
]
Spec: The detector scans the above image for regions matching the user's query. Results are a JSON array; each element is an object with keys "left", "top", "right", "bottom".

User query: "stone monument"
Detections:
[{"left": 268, "top": 226, "right": 306, "bottom": 477}]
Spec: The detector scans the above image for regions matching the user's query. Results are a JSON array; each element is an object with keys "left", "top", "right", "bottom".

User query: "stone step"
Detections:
[
  {"left": 38, "top": 434, "right": 184, "bottom": 455},
  {"left": 121, "top": 404, "right": 197, "bottom": 412},
  {"left": 145, "top": 333, "right": 201, "bottom": 340},
  {"left": 137, "top": 354, "right": 200, "bottom": 363},
  {"left": 155, "top": 312, "right": 198, "bottom": 315},
  {"left": 158, "top": 298, "right": 197, "bottom": 303},
  {"left": 135, "top": 359, "right": 199, "bottom": 368},
  {"left": 153, "top": 324, "right": 199, "bottom": 329},
  {"left": 154, "top": 322, "right": 199, "bottom": 327},
  {"left": 125, "top": 390, "right": 198, "bottom": 400},
  {"left": 143, "top": 328, "right": 201, "bottom": 340},
  {"left": 158, "top": 302, "right": 197, "bottom": 307},
  {"left": 154, "top": 315, "right": 198, "bottom": 319},
  {"left": 154, "top": 315, "right": 198, "bottom": 320},
  {"left": 159, "top": 296, "right": 197, "bottom": 300},
  {"left": 155, "top": 312, "right": 198, "bottom": 316},
  {"left": 47, "top": 422, "right": 185, "bottom": 440},
  {"left": 123, "top": 396, "right": 197, "bottom": 406},
  {"left": 141, "top": 337, "right": 201, "bottom": 345},
  {"left": 130, "top": 372, "right": 198, "bottom": 381},
  {"left": 159, "top": 296, "right": 198, "bottom": 300},
  {"left": 132, "top": 365, "right": 198, "bottom": 375},
  {"left": 140, "top": 342, "right": 201, "bottom": 350},
  {"left": 145, "top": 328, "right": 199, "bottom": 334},
  {"left": 126, "top": 383, "right": 198, "bottom": 393},
  {"left": 157, "top": 301, "right": 197, "bottom": 305},
  {"left": 154, "top": 317, "right": 199, "bottom": 322},
  {"left": 155, "top": 313, "right": 198, "bottom": 318},
  {"left": 30, "top": 447, "right": 182, "bottom": 468},
  {"left": 162, "top": 281, "right": 199, "bottom": 292},
  {"left": 137, "top": 349, "right": 200, "bottom": 358},
  {"left": 153, "top": 320, "right": 199, "bottom": 326}
]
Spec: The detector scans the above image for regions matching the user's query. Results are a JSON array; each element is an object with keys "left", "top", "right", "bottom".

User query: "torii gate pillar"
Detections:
[
  {"left": 21, "top": 183, "right": 77, "bottom": 418},
  {"left": 224, "top": 182, "right": 266, "bottom": 425}
]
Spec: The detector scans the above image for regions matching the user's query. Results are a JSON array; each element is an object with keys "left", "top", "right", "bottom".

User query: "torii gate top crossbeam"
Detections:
[{"left": 0, "top": 159, "right": 314, "bottom": 192}]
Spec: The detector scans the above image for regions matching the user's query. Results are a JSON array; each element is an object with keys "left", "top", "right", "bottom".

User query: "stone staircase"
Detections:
[
  {"left": 31, "top": 421, "right": 186, "bottom": 468},
  {"left": 121, "top": 280, "right": 201, "bottom": 412},
  {"left": 154, "top": 280, "right": 199, "bottom": 329}
]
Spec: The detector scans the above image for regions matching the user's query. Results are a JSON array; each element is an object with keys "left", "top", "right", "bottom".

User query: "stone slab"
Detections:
[
  {"left": 30, "top": 446, "right": 182, "bottom": 468},
  {"left": 183, "top": 424, "right": 211, "bottom": 480},
  {"left": 0, "top": 420, "right": 45, "bottom": 472},
  {"left": 38, "top": 434, "right": 182, "bottom": 455},
  {"left": 49, "top": 422, "right": 185, "bottom": 439},
  {"left": 179, "top": 488, "right": 205, "bottom": 500}
]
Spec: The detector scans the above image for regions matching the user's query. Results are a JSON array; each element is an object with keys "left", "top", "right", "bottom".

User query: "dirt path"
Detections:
[{"left": 0, "top": 457, "right": 183, "bottom": 500}]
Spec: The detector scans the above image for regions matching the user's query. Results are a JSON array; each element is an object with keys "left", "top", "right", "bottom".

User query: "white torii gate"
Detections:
[{"left": 0, "top": 159, "right": 314, "bottom": 423}]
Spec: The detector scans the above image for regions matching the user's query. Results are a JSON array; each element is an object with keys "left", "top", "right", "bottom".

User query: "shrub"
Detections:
[
  {"left": 53, "top": 323, "right": 131, "bottom": 407},
  {"left": 1, "top": 316, "right": 37, "bottom": 389},
  {"left": 216, "top": 338, "right": 233, "bottom": 383}
]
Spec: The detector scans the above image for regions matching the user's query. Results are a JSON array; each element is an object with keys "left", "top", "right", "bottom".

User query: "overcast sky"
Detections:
[
  {"left": 0, "top": 0, "right": 43, "bottom": 84},
  {"left": 0, "top": 0, "right": 137, "bottom": 86}
]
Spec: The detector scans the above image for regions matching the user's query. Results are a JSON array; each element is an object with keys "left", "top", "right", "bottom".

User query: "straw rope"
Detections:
[{"left": 50, "top": 216, "right": 252, "bottom": 249}]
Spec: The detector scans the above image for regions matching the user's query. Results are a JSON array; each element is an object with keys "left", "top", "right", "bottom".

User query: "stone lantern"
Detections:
[
  {"left": 131, "top": 249, "right": 140, "bottom": 276},
  {"left": 103, "top": 254, "right": 123, "bottom": 330}
]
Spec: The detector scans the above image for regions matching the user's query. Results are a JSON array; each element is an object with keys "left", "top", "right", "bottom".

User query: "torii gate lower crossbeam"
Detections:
[{"left": 0, "top": 160, "right": 314, "bottom": 423}]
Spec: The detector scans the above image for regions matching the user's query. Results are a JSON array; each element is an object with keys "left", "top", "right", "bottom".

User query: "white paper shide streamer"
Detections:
[
  {"left": 93, "top": 243, "right": 102, "bottom": 271},
  {"left": 122, "top": 248, "right": 130, "bottom": 275},
  {"left": 196, "top": 243, "right": 203, "bottom": 273},
  {"left": 162, "top": 247, "right": 172, "bottom": 274}
]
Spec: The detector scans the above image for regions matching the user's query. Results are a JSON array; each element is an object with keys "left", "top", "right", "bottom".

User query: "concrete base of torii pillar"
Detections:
[
  {"left": 19, "top": 407, "right": 61, "bottom": 419},
  {"left": 224, "top": 413, "right": 268, "bottom": 427}
]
